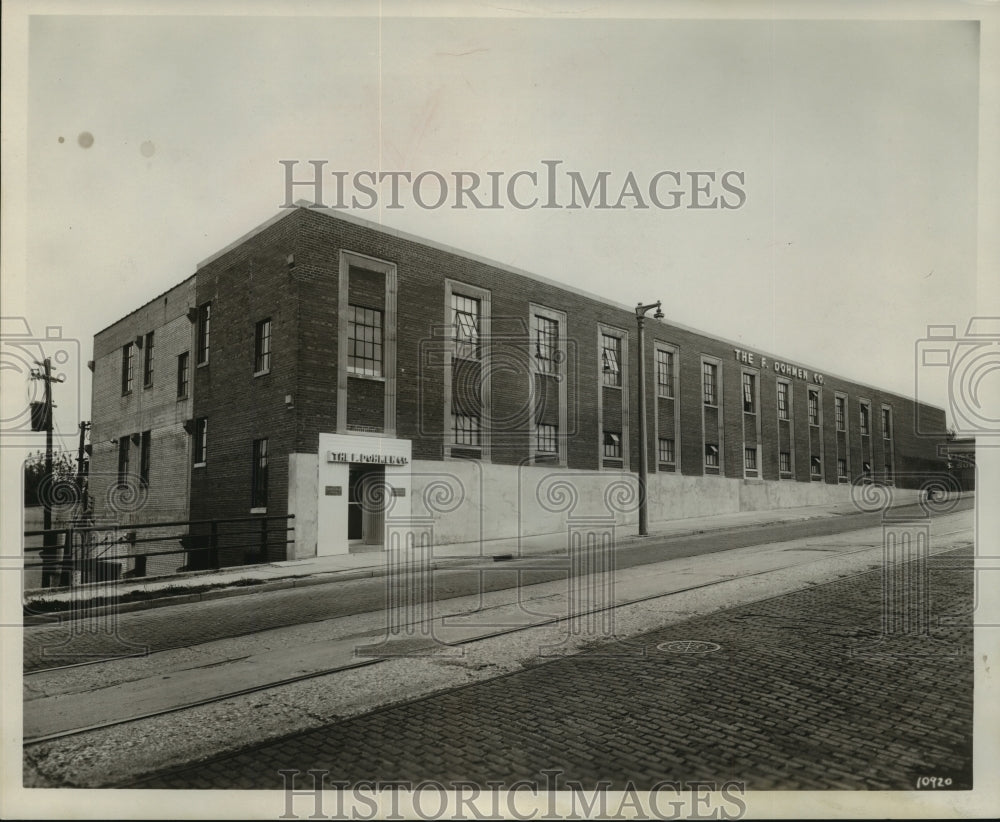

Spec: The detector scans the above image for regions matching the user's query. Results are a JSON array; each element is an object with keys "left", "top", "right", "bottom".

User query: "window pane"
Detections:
[
  {"left": 742, "top": 373, "right": 756, "bottom": 413},
  {"left": 197, "top": 302, "right": 211, "bottom": 364},
  {"left": 808, "top": 390, "right": 819, "bottom": 425},
  {"left": 656, "top": 350, "right": 674, "bottom": 397},
  {"left": 537, "top": 423, "right": 557, "bottom": 453},
  {"left": 702, "top": 362, "right": 717, "bottom": 405},
  {"left": 347, "top": 305, "right": 383, "bottom": 376},
  {"left": 705, "top": 443, "right": 719, "bottom": 467},
  {"left": 603, "top": 431, "right": 622, "bottom": 458},
  {"left": 255, "top": 318, "right": 272, "bottom": 373},
  {"left": 658, "top": 438, "right": 675, "bottom": 463},
  {"left": 601, "top": 334, "right": 621, "bottom": 386},
  {"left": 143, "top": 332, "right": 154, "bottom": 387},
  {"left": 532, "top": 316, "right": 559, "bottom": 374},
  {"left": 452, "top": 294, "right": 481, "bottom": 360},
  {"left": 452, "top": 413, "right": 481, "bottom": 446}
]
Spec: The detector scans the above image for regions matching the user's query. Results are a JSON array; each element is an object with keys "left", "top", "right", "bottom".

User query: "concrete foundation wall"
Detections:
[
  {"left": 407, "top": 460, "right": 924, "bottom": 549},
  {"left": 288, "top": 452, "right": 319, "bottom": 559}
]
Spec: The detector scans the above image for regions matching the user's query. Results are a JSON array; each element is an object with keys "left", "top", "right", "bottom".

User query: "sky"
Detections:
[{"left": 3, "top": 3, "right": 992, "bottom": 458}]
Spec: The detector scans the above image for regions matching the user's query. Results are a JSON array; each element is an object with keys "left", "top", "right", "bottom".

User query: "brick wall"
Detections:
[
  {"left": 188, "top": 215, "right": 299, "bottom": 550},
  {"left": 90, "top": 276, "right": 196, "bottom": 526},
  {"left": 100, "top": 208, "right": 950, "bottom": 535}
]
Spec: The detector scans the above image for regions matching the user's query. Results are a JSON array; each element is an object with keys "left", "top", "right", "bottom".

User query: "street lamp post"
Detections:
[{"left": 635, "top": 300, "right": 664, "bottom": 537}]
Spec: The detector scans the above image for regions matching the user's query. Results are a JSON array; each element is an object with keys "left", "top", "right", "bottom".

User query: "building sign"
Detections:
[
  {"left": 326, "top": 451, "right": 409, "bottom": 465},
  {"left": 733, "top": 348, "right": 824, "bottom": 384}
]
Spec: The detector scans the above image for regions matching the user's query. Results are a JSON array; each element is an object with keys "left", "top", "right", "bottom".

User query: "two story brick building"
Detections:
[{"left": 89, "top": 206, "right": 949, "bottom": 564}]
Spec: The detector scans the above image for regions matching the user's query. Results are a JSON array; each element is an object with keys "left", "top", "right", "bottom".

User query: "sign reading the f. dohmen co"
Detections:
[
  {"left": 326, "top": 452, "right": 409, "bottom": 465},
  {"left": 733, "top": 347, "right": 824, "bottom": 384}
]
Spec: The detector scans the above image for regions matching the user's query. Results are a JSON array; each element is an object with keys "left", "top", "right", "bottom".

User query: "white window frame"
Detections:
[
  {"left": 835, "top": 391, "right": 850, "bottom": 483},
  {"left": 653, "top": 341, "right": 680, "bottom": 472},
  {"left": 530, "top": 304, "right": 568, "bottom": 466},
  {"left": 444, "top": 280, "right": 492, "bottom": 460},
  {"left": 598, "top": 324, "right": 629, "bottom": 469},
  {"left": 881, "top": 403, "right": 895, "bottom": 485},
  {"left": 808, "top": 384, "right": 823, "bottom": 481},
  {"left": 700, "top": 354, "right": 723, "bottom": 475},
  {"left": 776, "top": 378, "right": 794, "bottom": 479},
  {"left": 741, "top": 367, "right": 762, "bottom": 479},
  {"left": 337, "top": 251, "right": 398, "bottom": 437}
]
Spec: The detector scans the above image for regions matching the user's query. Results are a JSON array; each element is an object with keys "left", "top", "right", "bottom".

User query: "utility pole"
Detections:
[
  {"left": 30, "top": 358, "right": 65, "bottom": 587},
  {"left": 635, "top": 301, "right": 664, "bottom": 537},
  {"left": 76, "top": 421, "right": 91, "bottom": 513}
]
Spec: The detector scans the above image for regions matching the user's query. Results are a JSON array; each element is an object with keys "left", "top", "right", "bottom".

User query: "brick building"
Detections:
[
  {"left": 89, "top": 207, "right": 949, "bottom": 564},
  {"left": 89, "top": 276, "right": 197, "bottom": 573}
]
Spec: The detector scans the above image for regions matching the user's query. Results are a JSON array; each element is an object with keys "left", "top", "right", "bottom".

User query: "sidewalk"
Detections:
[{"left": 22, "top": 494, "right": 948, "bottom": 619}]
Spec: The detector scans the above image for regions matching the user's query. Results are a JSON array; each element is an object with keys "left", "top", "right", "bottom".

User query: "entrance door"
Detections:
[{"left": 347, "top": 465, "right": 385, "bottom": 546}]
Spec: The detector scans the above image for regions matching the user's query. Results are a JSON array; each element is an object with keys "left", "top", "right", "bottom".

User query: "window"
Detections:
[
  {"left": 808, "top": 389, "right": 820, "bottom": 426},
  {"left": 252, "top": 438, "right": 268, "bottom": 509},
  {"left": 744, "top": 446, "right": 758, "bottom": 472},
  {"left": 656, "top": 349, "right": 674, "bottom": 397},
  {"left": 702, "top": 362, "right": 718, "bottom": 405},
  {"left": 347, "top": 305, "right": 383, "bottom": 376},
  {"left": 779, "top": 451, "right": 792, "bottom": 474},
  {"left": 139, "top": 430, "right": 151, "bottom": 487},
  {"left": 537, "top": 423, "right": 558, "bottom": 453},
  {"left": 535, "top": 316, "right": 559, "bottom": 374},
  {"left": 143, "top": 332, "right": 154, "bottom": 387},
  {"left": 452, "top": 294, "right": 480, "bottom": 361},
  {"left": 117, "top": 436, "right": 130, "bottom": 485},
  {"left": 601, "top": 334, "right": 621, "bottom": 386},
  {"left": 777, "top": 382, "right": 790, "bottom": 420},
  {"left": 121, "top": 343, "right": 134, "bottom": 394},
  {"left": 860, "top": 402, "right": 871, "bottom": 436},
  {"left": 835, "top": 396, "right": 846, "bottom": 431},
  {"left": 811, "top": 455, "right": 822, "bottom": 477},
  {"left": 863, "top": 461, "right": 872, "bottom": 478},
  {"left": 254, "top": 318, "right": 272, "bottom": 374},
  {"left": 196, "top": 302, "right": 211, "bottom": 365},
  {"left": 603, "top": 431, "right": 622, "bottom": 459},
  {"left": 193, "top": 417, "right": 208, "bottom": 465},
  {"left": 742, "top": 372, "right": 756, "bottom": 413},
  {"left": 658, "top": 438, "right": 675, "bottom": 464},
  {"left": 452, "top": 413, "right": 480, "bottom": 446},
  {"left": 837, "top": 457, "right": 848, "bottom": 478},
  {"left": 177, "top": 352, "right": 190, "bottom": 399},
  {"left": 884, "top": 463, "right": 893, "bottom": 482},
  {"left": 882, "top": 407, "right": 892, "bottom": 440},
  {"left": 705, "top": 443, "right": 720, "bottom": 468}
]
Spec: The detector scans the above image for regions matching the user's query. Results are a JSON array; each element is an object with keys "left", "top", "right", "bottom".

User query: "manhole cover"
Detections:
[{"left": 657, "top": 640, "right": 721, "bottom": 654}]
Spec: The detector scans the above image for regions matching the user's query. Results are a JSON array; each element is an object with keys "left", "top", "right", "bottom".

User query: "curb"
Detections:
[
  {"left": 21, "top": 555, "right": 480, "bottom": 626},
  {"left": 23, "top": 498, "right": 964, "bottom": 626}
]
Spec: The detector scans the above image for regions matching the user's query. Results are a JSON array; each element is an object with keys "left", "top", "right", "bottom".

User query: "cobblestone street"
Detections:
[{"left": 132, "top": 545, "right": 974, "bottom": 792}]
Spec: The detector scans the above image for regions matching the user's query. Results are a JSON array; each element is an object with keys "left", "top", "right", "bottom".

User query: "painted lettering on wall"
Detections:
[
  {"left": 733, "top": 348, "right": 824, "bottom": 384},
  {"left": 326, "top": 452, "right": 409, "bottom": 465}
]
